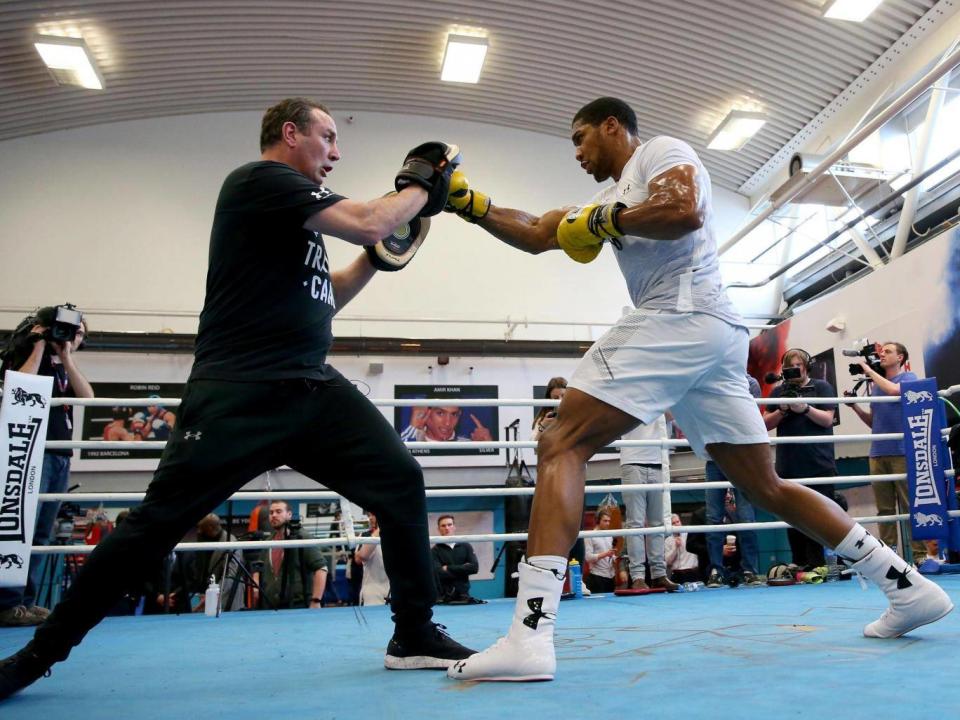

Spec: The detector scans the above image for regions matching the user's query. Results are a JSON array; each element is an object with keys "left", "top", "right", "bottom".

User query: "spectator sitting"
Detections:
[
  {"left": 253, "top": 501, "right": 327, "bottom": 609},
  {"left": 432, "top": 515, "right": 480, "bottom": 603},
  {"left": 355, "top": 511, "right": 390, "bottom": 606},
  {"left": 665, "top": 514, "right": 701, "bottom": 584},
  {"left": 584, "top": 509, "right": 617, "bottom": 593}
]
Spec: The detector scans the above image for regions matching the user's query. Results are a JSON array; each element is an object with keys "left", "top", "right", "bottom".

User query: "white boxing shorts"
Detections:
[{"left": 568, "top": 309, "right": 769, "bottom": 457}]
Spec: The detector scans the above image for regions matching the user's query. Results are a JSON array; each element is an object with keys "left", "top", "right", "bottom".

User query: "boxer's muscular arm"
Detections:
[
  {"left": 304, "top": 186, "right": 427, "bottom": 246},
  {"left": 615, "top": 165, "right": 704, "bottom": 241},
  {"left": 331, "top": 252, "right": 378, "bottom": 311},
  {"left": 476, "top": 207, "right": 567, "bottom": 255}
]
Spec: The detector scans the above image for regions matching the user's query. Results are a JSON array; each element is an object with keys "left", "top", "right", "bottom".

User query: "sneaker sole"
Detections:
[
  {"left": 455, "top": 674, "right": 554, "bottom": 682},
  {"left": 384, "top": 655, "right": 458, "bottom": 670},
  {"left": 865, "top": 601, "right": 955, "bottom": 639}
]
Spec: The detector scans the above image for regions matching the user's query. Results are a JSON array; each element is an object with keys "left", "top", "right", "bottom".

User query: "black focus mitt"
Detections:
[
  {"left": 395, "top": 142, "right": 461, "bottom": 217},
  {"left": 365, "top": 206, "right": 431, "bottom": 272}
]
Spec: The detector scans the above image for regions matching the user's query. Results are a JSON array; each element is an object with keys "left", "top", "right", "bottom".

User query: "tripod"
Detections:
[
  {"left": 493, "top": 419, "right": 534, "bottom": 596},
  {"left": 217, "top": 551, "right": 273, "bottom": 615}
]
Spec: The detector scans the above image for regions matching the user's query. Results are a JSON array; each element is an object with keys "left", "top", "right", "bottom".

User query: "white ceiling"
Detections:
[{"left": 0, "top": 0, "right": 945, "bottom": 192}]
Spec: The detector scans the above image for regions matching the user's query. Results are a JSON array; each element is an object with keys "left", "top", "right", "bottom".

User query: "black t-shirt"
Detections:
[
  {"left": 1, "top": 343, "right": 74, "bottom": 456},
  {"left": 190, "top": 161, "right": 346, "bottom": 381},
  {"left": 770, "top": 378, "right": 837, "bottom": 478}
]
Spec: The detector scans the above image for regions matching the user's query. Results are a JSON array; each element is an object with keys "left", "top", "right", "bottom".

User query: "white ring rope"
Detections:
[
  {"left": 46, "top": 384, "right": 960, "bottom": 408},
  {"left": 35, "top": 470, "right": 957, "bottom": 503},
  {"left": 27, "top": 510, "right": 960, "bottom": 555}
]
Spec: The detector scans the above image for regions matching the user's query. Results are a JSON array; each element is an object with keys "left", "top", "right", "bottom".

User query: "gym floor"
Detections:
[{"left": 2, "top": 575, "right": 957, "bottom": 719}]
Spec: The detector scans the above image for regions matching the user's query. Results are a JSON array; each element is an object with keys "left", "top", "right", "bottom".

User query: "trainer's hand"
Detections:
[
  {"left": 395, "top": 142, "right": 461, "bottom": 217},
  {"left": 445, "top": 170, "right": 490, "bottom": 223},
  {"left": 556, "top": 203, "right": 625, "bottom": 263}
]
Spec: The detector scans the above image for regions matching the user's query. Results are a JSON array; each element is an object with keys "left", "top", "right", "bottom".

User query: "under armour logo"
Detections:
[
  {"left": 184, "top": 431, "right": 203, "bottom": 440},
  {"left": 886, "top": 565, "right": 913, "bottom": 590},
  {"left": 522, "top": 597, "right": 555, "bottom": 630},
  {"left": 453, "top": 660, "right": 467, "bottom": 674},
  {"left": 855, "top": 536, "right": 865, "bottom": 550},
  {"left": 311, "top": 188, "right": 331, "bottom": 200}
]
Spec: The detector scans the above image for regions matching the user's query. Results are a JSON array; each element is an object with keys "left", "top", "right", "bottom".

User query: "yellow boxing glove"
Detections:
[
  {"left": 556, "top": 203, "right": 625, "bottom": 263},
  {"left": 445, "top": 170, "right": 491, "bottom": 223}
]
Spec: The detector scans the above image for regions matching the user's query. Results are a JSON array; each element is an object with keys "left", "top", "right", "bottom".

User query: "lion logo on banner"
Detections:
[
  {"left": 0, "top": 554, "right": 24, "bottom": 569},
  {"left": 904, "top": 390, "right": 934, "bottom": 404},
  {"left": 914, "top": 512, "right": 944, "bottom": 527},
  {"left": 11, "top": 387, "right": 46, "bottom": 408}
]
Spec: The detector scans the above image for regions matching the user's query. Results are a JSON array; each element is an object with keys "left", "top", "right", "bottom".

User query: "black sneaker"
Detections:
[
  {"left": 384, "top": 623, "right": 476, "bottom": 670},
  {"left": 0, "top": 642, "right": 53, "bottom": 700},
  {"left": 706, "top": 568, "right": 724, "bottom": 588}
]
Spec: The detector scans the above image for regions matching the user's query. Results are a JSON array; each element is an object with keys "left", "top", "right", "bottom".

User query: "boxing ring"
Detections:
[{"left": 2, "top": 389, "right": 960, "bottom": 718}]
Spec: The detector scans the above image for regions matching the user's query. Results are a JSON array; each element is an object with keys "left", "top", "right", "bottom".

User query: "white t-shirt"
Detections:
[
  {"left": 590, "top": 136, "right": 742, "bottom": 327},
  {"left": 620, "top": 414, "right": 668, "bottom": 466},
  {"left": 584, "top": 536, "right": 616, "bottom": 578},
  {"left": 359, "top": 545, "right": 390, "bottom": 606}
]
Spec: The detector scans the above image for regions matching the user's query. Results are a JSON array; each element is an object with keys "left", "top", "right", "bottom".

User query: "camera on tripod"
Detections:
[{"left": 842, "top": 341, "right": 882, "bottom": 376}]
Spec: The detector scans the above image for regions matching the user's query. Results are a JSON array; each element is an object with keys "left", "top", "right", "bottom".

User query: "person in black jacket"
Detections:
[{"left": 432, "top": 516, "right": 479, "bottom": 603}]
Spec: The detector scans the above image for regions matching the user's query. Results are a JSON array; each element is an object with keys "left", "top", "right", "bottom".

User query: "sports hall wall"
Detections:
[{"left": 0, "top": 108, "right": 761, "bottom": 337}]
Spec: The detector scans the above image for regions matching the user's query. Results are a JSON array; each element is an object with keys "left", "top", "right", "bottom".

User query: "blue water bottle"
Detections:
[{"left": 568, "top": 560, "right": 583, "bottom": 598}]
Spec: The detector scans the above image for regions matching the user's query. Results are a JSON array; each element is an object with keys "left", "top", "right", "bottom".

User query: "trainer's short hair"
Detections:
[
  {"left": 437, "top": 514, "right": 455, "bottom": 527},
  {"left": 883, "top": 341, "right": 909, "bottom": 365},
  {"left": 260, "top": 97, "right": 330, "bottom": 152},
  {"left": 269, "top": 500, "right": 291, "bottom": 512},
  {"left": 572, "top": 97, "right": 638, "bottom": 136}
]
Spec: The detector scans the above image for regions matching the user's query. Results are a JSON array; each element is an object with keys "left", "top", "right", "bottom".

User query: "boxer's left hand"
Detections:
[{"left": 556, "top": 203, "right": 625, "bottom": 263}]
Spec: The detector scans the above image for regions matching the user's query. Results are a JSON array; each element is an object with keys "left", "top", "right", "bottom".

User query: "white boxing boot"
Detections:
[
  {"left": 447, "top": 558, "right": 564, "bottom": 682},
  {"left": 852, "top": 543, "right": 954, "bottom": 638}
]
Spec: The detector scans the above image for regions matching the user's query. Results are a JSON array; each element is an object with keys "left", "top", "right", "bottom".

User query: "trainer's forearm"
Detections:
[
  {"left": 332, "top": 253, "right": 378, "bottom": 311},
  {"left": 478, "top": 206, "right": 564, "bottom": 255}
]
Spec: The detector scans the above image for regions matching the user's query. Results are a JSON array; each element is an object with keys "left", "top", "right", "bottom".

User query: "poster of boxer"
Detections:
[
  {"left": 395, "top": 385, "right": 499, "bottom": 456},
  {"left": 80, "top": 382, "right": 184, "bottom": 459}
]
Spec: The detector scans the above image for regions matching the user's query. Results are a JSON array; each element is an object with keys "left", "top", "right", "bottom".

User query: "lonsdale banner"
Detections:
[{"left": 0, "top": 371, "right": 53, "bottom": 588}]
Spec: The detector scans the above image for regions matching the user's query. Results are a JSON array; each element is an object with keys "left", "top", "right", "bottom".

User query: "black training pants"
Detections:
[{"left": 35, "top": 373, "right": 436, "bottom": 660}]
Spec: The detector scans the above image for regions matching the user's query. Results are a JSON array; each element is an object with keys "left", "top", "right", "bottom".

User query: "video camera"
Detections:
[
  {"left": 763, "top": 367, "right": 803, "bottom": 398},
  {"left": 42, "top": 304, "right": 84, "bottom": 344},
  {"left": 842, "top": 341, "right": 882, "bottom": 376}
]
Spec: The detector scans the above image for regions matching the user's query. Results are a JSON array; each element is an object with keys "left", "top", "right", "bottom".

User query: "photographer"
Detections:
[
  {"left": 252, "top": 501, "right": 327, "bottom": 609},
  {"left": 846, "top": 342, "right": 926, "bottom": 562},
  {"left": 763, "top": 349, "right": 837, "bottom": 569},
  {"left": 0, "top": 306, "right": 93, "bottom": 627}
]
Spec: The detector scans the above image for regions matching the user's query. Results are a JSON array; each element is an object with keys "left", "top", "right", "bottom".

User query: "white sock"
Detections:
[
  {"left": 526, "top": 555, "right": 568, "bottom": 578},
  {"left": 834, "top": 524, "right": 881, "bottom": 562},
  {"left": 507, "top": 555, "right": 567, "bottom": 640}
]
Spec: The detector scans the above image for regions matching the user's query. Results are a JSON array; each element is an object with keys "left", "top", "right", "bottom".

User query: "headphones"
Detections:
[{"left": 780, "top": 348, "right": 811, "bottom": 370}]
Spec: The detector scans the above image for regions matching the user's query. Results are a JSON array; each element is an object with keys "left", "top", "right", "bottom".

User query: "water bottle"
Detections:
[
  {"left": 824, "top": 548, "right": 840, "bottom": 582},
  {"left": 204, "top": 575, "right": 220, "bottom": 617},
  {"left": 680, "top": 581, "right": 704, "bottom": 592},
  {"left": 568, "top": 560, "right": 583, "bottom": 598}
]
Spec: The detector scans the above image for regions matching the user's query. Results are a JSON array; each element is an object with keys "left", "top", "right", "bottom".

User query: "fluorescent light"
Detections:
[
  {"left": 823, "top": 0, "right": 883, "bottom": 22},
  {"left": 34, "top": 35, "right": 104, "bottom": 90},
  {"left": 706, "top": 110, "right": 767, "bottom": 151},
  {"left": 441, "top": 34, "right": 488, "bottom": 84}
]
